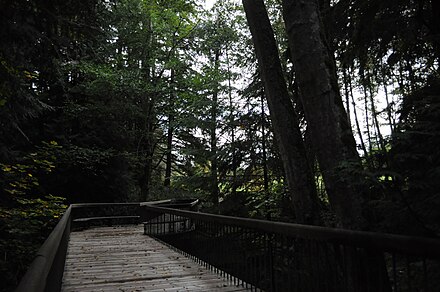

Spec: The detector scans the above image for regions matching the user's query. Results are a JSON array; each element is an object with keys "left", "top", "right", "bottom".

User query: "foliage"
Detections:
[
  {"left": 0, "top": 194, "right": 66, "bottom": 292},
  {"left": 0, "top": 142, "right": 66, "bottom": 291},
  {"left": 245, "top": 179, "right": 291, "bottom": 220},
  {"left": 389, "top": 77, "right": 440, "bottom": 236}
]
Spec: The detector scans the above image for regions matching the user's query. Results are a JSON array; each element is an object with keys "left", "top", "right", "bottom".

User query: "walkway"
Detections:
[{"left": 61, "top": 225, "right": 248, "bottom": 292}]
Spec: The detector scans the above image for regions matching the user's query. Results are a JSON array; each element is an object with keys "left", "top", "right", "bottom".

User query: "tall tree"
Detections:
[
  {"left": 210, "top": 49, "right": 220, "bottom": 206},
  {"left": 242, "top": 0, "right": 321, "bottom": 225},
  {"left": 282, "top": 1, "right": 391, "bottom": 289},
  {"left": 164, "top": 69, "right": 175, "bottom": 188},
  {"left": 282, "top": 0, "right": 366, "bottom": 229}
]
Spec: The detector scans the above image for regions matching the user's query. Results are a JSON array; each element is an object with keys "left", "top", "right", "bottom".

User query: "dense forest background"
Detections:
[{"left": 1, "top": 0, "right": 439, "bottom": 290}]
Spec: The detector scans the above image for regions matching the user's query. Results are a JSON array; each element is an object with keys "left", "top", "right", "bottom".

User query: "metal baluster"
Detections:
[
  {"left": 244, "top": 228, "right": 249, "bottom": 288},
  {"left": 156, "top": 216, "right": 158, "bottom": 235},
  {"left": 252, "top": 237, "right": 257, "bottom": 292},
  {"left": 222, "top": 224, "right": 226, "bottom": 277},
  {"left": 406, "top": 257, "right": 411, "bottom": 292},
  {"left": 392, "top": 253, "right": 398, "bottom": 292},
  {"left": 422, "top": 258, "right": 428, "bottom": 292},
  {"left": 269, "top": 233, "right": 275, "bottom": 292}
]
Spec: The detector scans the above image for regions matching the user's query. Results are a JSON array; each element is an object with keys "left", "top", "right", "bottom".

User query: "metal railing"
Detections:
[
  {"left": 15, "top": 201, "right": 440, "bottom": 292},
  {"left": 141, "top": 204, "right": 440, "bottom": 292}
]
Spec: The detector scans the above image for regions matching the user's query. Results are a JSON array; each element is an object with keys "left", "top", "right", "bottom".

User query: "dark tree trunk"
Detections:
[
  {"left": 261, "top": 91, "right": 269, "bottom": 193},
  {"left": 164, "top": 69, "right": 175, "bottom": 187},
  {"left": 210, "top": 49, "right": 220, "bottom": 207},
  {"left": 226, "top": 49, "right": 237, "bottom": 195},
  {"left": 282, "top": 1, "right": 391, "bottom": 290},
  {"left": 242, "top": 0, "right": 321, "bottom": 225},
  {"left": 282, "top": 0, "right": 365, "bottom": 229},
  {"left": 140, "top": 13, "right": 154, "bottom": 201},
  {"left": 349, "top": 74, "right": 369, "bottom": 162},
  {"left": 361, "top": 73, "right": 373, "bottom": 153},
  {"left": 140, "top": 99, "right": 155, "bottom": 201},
  {"left": 342, "top": 68, "right": 351, "bottom": 126},
  {"left": 380, "top": 62, "right": 396, "bottom": 134},
  {"left": 368, "top": 76, "right": 386, "bottom": 154},
  {"left": 140, "top": 153, "right": 152, "bottom": 200}
]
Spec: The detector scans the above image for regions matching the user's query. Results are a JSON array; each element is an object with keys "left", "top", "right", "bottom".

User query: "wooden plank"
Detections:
[{"left": 61, "top": 225, "right": 251, "bottom": 292}]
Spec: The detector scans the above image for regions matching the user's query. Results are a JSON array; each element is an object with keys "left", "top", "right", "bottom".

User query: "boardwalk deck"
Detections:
[{"left": 61, "top": 225, "right": 249, "bottom": 292}]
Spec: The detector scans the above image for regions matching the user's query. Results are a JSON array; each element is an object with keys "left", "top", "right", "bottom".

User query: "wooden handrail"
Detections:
[
  {"left": 15, "top": 206, "right": 72, "bottom": 292},
  {"left": 15, "top": 202, "right": 146, "bottom": 292},
  {"left": 141, "top": 204, "right": 440, "bottom": 259}
]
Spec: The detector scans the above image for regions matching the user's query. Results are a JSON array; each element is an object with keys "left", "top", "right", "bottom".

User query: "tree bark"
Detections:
[
  {"left": 210, "top": 49, "right": 220, "bottom": 207},
  {"left": 367, "top": 76, "right": 386, "bottom": 154},
  {"left": 164, "top": 69, "right": 175, "bottom": 187},
  {"left": 349, "top": 75, "right": 369, "bottom": 162},
  {"left": 282, "top": 6, "right": 392, "bottom": 290},
  {"left": 226, "top": 49, "right": 237, "bottom": 196},
  {"left": 140, "top": 100, "right": 155, "bottom": 201},
  {"left": 242, "top": 0, "right": 321, "bottom": 225},
  {"left": 282, "top": 0, "right": 365, "bottom": 229},
  {"left": 361, "top": 73, "right": 373, "bottom": 153},
  {"left": 342, "top": 68, "right": 351, "bottom": 126},
  {"left": 380, "top": 62, "right": 396, "bottom": 134},
  {"left": 261, "top": 91, "right": 269, "bottom": 193}
]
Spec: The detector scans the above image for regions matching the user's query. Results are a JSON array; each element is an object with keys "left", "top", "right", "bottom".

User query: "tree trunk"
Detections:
[
  {"left": 380, "top": 63, "right": 396, "bottom": 135},
  {"left": 140, "top": 153, "right": 152, "bottom": 200},
  {"left": 164, "top": 69, "right": 175, "bottom": 187},
  {"left": 367, "top": 75, "right": 386, "bottom": 154},
  {"left": 282, "top": 0, "right": 365, "bottom": 229},
  {"left": 242, "top": 0, "right": 321, "bottom": 225},
  {"left": 140, "top": 101, "right": 154, "bottom": 201},
  {"left": 349, "top": 74, "right": 369, "bottom": 162},
  {"left": 282, "top": 1, "right": 391, "bottom": 290},
  {"left": 342, "top": 68, "right": 351, "bottom": 126},
  {"left": 362, "top": 78, "right": 373, "bottom": 153},
  {"left": 210, "top": 49, "right": 220, "bottom": 207},
  {"left": 261, "top": 91, "right": 269, "bottom": 193},
  {"left": 226, "top": 49, "right": 237, "bottom": 196}
]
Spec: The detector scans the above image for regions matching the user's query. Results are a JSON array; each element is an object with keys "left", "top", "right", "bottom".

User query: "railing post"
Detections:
[{"left": 267, "top": 233, "right": 275, "bottom": 292}]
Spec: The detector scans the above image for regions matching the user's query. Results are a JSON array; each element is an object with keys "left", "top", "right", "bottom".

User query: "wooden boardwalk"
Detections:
[{"left": 61, "top": 225, "right": 249, "bottom": 292}]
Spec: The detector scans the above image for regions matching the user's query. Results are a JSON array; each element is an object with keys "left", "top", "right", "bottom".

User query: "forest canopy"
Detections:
[{"left": 1, "top": 0, "right": 439, "bottom": 290}]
